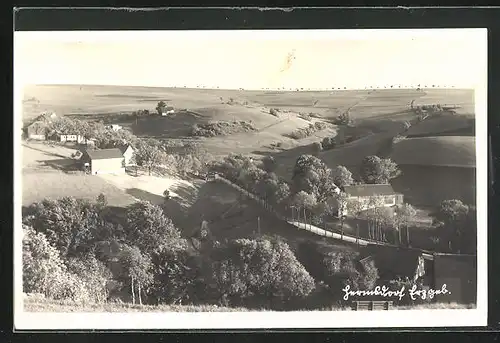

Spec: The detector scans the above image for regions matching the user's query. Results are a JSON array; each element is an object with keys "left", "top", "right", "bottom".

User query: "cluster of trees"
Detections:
[
  {"left": 360, "top": 155, "right": 401, "bottom": 184},
  {"left": 47, "top": 116, "right": 138, "bottom": 150},
  {"left": 191, "top": 121, "right": 256, "bottom": 138},
  {"left": 431, "top": 199, "right": 477, "bottom": 254},
  {"left": 333, "top": 111, "right": 353, "bottom": 126},
  {"left": 22, "top": 194, "right": 381, "bottom": 309},
  {"left": 287, "top": 122, "right": 329, "bottom": 140},
  {"left": 210, "top": 154, "right": 291, "bottom": 211}
]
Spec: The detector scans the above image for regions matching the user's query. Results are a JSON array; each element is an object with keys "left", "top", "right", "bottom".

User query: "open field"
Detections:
[
  {"left": 21, "top": 142, "right": 137, "bottom": 207},
  {"left": 391, "top": 136, "right": 476, "bottom": 168},
  {"left": 405, "top": 114, "right": 475, "bottom": 138},
  {"left": 22, "top": 85, "right": 474, "bottom": 159},
  {"left": 392, "top": 165, "right": 476, "bottom": 207}
]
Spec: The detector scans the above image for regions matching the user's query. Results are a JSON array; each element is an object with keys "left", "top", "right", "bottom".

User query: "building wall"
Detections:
[
  {"left": 433, "top": 255, "right": 477, "bottom": 304},
  {"left": 341, "top": 194, "right": 397, "bottom": 216},
  {"left": 91, "top": 158, "right": 125, "bottom": 175},
  {"left": 123, "top": 148, "right": 134, "bottom": 166}
]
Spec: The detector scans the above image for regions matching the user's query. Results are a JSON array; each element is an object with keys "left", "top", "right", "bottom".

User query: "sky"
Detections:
[{"left": 14, "top": 29, "right": 487, "bottom": 90}]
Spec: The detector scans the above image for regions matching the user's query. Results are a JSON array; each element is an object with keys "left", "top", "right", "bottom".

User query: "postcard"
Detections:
[{"left": 14, "top": 28, "right": 487, "bottom": 330}]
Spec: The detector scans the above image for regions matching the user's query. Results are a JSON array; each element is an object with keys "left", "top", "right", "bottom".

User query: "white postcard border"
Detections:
[{"left": 13, "top": 28, "right": 488, "bottom": 330}]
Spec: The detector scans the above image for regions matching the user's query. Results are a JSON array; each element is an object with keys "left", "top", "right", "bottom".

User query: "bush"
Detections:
[
  {"left": 288, "top": 122, "right": 330, "bottom": 140},
  {"left": 269, "top": 108, "right": 279, "bottom": 116},
  {"left": 321, "top": 136, "right": 336, "bottom": 150},
  {"left": 191, "top": 121, "right": 256, "bottom": 137},
  {"left": 334, "top": 111, "right": 353, "bottom": 126}
]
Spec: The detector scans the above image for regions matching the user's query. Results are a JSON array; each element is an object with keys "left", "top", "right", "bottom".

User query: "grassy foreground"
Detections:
[{"left": 24, "top": 296, "right": 474, "bottom": 313}]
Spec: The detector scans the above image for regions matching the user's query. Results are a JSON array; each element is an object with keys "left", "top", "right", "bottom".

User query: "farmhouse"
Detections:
[
  {"left": 339, "top": 184, "right": 404, "bottom": 216},
  {"left": 80, "top": 148, "right": 125, "bottom": 175},
  {"left": 161, "top": 107, "right": 175, "bottom": 116},
  {"left": 24, "top": 112, "right": 57, "bottom": 140},
  {"left": 118, "top": 144, "right": 135, "bottom": 166}
]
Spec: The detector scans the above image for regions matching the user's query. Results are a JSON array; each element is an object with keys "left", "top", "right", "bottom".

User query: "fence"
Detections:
[{"left": 212, "top": 173, "right": 383, "bottom": 246}]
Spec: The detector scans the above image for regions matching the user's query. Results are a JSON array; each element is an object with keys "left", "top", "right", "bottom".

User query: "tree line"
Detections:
[{"left": 22, "top": 194, "right": 381, "bottom": 310}]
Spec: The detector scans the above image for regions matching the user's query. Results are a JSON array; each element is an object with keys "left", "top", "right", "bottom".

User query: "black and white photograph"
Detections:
[{"left": 14, "top": 28, "right": 487, "bottom": 329}]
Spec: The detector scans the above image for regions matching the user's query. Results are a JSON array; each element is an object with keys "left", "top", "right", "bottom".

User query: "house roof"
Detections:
[
  {"left": 85, "top": 148, "right": 124, "bottom": 160},
  {"left": 118, "top": 144, "right": 133, "bottom": 154},
  {"left": 344, "top": 184, "right": 396, "bottom": 197}
]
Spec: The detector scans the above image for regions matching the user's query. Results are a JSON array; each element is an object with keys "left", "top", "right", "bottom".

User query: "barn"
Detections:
[{"left": 80, "top": 148, "right": 125, "bottom": 175}]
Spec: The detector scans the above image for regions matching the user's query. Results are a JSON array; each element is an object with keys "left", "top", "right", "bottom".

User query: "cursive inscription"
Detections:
[{"left": 342, "top": 284, "right": 450, "bottom": 301}]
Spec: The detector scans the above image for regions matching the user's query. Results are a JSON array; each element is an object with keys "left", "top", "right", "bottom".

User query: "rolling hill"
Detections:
[{"left": 391, "top": 136, "right": 475, "bottom": 168}]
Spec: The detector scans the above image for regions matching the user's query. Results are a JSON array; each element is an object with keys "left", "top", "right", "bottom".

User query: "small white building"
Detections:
[
  {"left": 106, "top": 124, "right": 123, "bottom": 131},
  {"left": 59, "top": 134, "right": 86, "bottom": 143},
  {"left": 338, "top": 184, "right": 403, "bottom": 217},
  {"left": 161, "top": 107, "right": 175, "bottom": 116}
]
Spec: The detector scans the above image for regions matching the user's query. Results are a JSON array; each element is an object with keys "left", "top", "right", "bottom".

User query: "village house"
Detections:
[
  {"left": 106, "top": 124, "right": 123, "bottom": 131},
  {"left": 24, "top": 112, "right": 57, "bottom": 140},
  {"left": 339, "top": 184, "right": 404, "bottom": 217},
  {"left": 161, "top": 106, "right": 175, "bottom": 116},
  {"left": 79, "top": 148, "right": 125, "bottom": 175},
  {"left": 118, "top": 144, "right": 135, "bottom": 166},
  {"left": 57, "top": 134, "right": 87, "bottom": 144}
]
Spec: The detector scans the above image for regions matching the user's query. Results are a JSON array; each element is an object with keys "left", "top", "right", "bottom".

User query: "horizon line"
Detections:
[{"left": 26, "top": 83, "right": 472, "bottom": 92}]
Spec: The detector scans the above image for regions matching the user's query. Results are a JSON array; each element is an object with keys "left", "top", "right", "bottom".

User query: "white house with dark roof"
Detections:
[
  {"left": 80, "top": 148, "right": 125, "bottom": 175},
  {"left": 339, "top": 184, "right": 404, "bottom": 216}
]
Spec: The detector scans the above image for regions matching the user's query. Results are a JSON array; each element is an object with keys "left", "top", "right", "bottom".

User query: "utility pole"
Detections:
[{"left": 257, "top": 216, "right": 261, "bottom": 235}]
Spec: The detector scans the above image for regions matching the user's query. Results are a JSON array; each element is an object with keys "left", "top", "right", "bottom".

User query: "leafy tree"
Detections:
[
  {"left": 335, "top": 111, "right": 352, "bottom": 126},
  {"left": 96, "top": 193, "right": 108, "bottom": 208},
  {"left": 312, "top": 142, "right": 322, "bottom": 156},
  {"left": 292, "top": 155, "right": 339, "bottom": 203},
  {"left": 332, "top": 165, "right": 354, "bottom": 189},
  {"left": 125, "top": 201, "right": 181, "bottom": 255},
  {"left": 23, "top": 197, "right": 105, "bottom": 257},
  {"left": 66, "top": 253, "right": 113, "bottom": 303},
  {"left": 156, "top": 101, "right": 167, "bottom": 115},
  {"left": 364, "top": 196, "right": 388, "bottom": 241},
  {"left": 150, "top": 240, "right": 208, "bottom": 305},
  {"left": 395, "top": 203, "right": 417, "bottom": 246},
  {"left": 22, "top": 226, "right": 89, "bottom": 302},
  {"left": 346, "top": 198, "right": 365, "bottom": 244},
  {"left": 291, "top": 191, "right": 317, "bottom": 228},
  {"left": 335, "top": 192, "right": 349, "bottom": 239},
  {"left": 321, "top": 136, "right": 336, "bottom": 150},
  {"left": 360, "top": 155, "right": 401, "bottom": 184},
  {"left": 262, "top": 156, "right": 277, "bottom": 173},
  {"left": 209, "top": 236, "right": 315, "bottom": 309},
  {"left": 134, "top": 139, "right": 166, "bottom": 176},
  {"left": 432, "top": 199, "right": 470, "bottom": 252},
  {"left": 117, "top": 244, "right": 154, "bottom": 305}
]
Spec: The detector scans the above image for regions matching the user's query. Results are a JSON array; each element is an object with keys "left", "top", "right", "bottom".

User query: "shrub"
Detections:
[
  {"left": 190, "top": 121, "right": 256, "bottom": 137},
  {"left": 321, "top": 136, "right": 336, "bottom": 150},
  {"left": 269, "top": 108, "right": 279, "bottom": 116},
  {"left": 334, "top": 111, "right": 353, "bottom": 126},
  {"left": 288, "top": 122, "right": 330, "bottom": 140}
]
